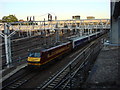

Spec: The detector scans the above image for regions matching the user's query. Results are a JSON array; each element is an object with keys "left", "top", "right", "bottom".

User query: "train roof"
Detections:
[
  {"left": 43, "top": 42, "right": 71, "bottom": 52},
  {"left": 29, "top": 47, "right": 45, "bottom": 52},
  {"left": 69, "top": 32, "right": 100, "bottom": 42},
  {"left": 89, "top": 32, "right": 100, "bottom": 37},
  {"left": 29, "top": 41, "right": 71, "bottom": 53},
  {"left": 69, "top": 35, "right": 89, "bottom": 42}
]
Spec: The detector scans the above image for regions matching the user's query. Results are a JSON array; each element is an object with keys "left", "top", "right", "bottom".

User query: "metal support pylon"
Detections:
[
  {"left": 55, "top": 23, "right": 60, "bottom": 44},
  {"left": 0, "top": 23, "right": 15, "bottom": 68}
]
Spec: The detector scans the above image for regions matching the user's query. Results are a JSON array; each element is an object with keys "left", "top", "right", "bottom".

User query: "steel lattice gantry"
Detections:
[{"left": 0, "top": 19, "right": 110, "bottom": 68}]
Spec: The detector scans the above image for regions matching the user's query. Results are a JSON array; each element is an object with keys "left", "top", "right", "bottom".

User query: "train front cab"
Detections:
[{"left": 27, "top": 52, "right": 41, "bottom": 66}]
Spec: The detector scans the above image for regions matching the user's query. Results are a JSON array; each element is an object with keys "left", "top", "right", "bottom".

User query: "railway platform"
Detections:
[{"left": 83, "top": 44, "right": 120, "bottom": 88}]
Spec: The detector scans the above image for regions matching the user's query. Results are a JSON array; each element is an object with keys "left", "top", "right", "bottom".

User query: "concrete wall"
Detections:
[
  {"left": 110, "top": 17, "right": 120, "bottom": 44},
  {"left": 110, "top": 1, "right": 120, "bottom": 45}
]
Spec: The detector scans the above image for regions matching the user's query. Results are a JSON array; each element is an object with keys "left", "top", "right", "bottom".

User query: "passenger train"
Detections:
[{"left": 27, "top": 31, "right": 106, "bottom": 66}]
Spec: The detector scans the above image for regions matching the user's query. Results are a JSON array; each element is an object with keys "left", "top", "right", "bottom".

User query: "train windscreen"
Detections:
[{"left": 29, "top": 52, "right": 41, "bottom": 57}]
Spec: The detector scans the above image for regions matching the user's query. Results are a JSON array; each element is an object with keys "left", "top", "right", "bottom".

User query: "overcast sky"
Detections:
[{"left": 0, "top": 0, "right": 110, "bottom": 20}]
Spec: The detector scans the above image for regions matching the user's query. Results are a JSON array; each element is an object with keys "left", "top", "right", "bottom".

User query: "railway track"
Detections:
[
  {"left": 2, "top": 67, "right": 40, "bottom": 89},
  {"left": 36, "top": 34, "right": 105, "bottom": 89},
  {"left": 2, "top": 33, "right": 108, "bottom": 89},
  {"left": 2, "top": 36, "right": 96, "bottom": 89}
]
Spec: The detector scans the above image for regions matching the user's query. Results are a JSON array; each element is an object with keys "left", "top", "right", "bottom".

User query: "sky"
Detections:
[{"left": 0, "top": 0, "right": 110, "bottom": 21}]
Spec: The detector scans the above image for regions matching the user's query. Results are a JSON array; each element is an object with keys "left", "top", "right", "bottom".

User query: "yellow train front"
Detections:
[{"left": 27, "top": 51, "right": 41, "bottom": 66}]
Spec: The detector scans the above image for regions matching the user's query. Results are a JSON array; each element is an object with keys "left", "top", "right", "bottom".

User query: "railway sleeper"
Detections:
[
  {"left": 8, "top": 86, "right": 17, "bottom": 89},
  {"left": 59, "top": 71, "right": 68, "bottom": 76},
  {"left": 8, "top": 85, "right": 19, "bottom": 89},
  {"left": 54, "top": 78, "right": 61, "bottom": 82},
  {"left": 53, "top": 77, "right": 69, "bottom": 88},
  {"left": 8, "top": 84, "right": 21, "bottom": 89},
  {"left": 51, "top": 82, "right": 58, "bottom": 85},
  {"left": 56, "top": 79, "right": 69, "bottom": 88},
  {"left": 47, "top": 76, "right": 67, "bottom": 88},
  {"left": 7, "top": 80, "right": 27, "bottom": 89},
  {"left": 49, "top": 83, "right": 57, "bottom": 86},
  {"left": 47, "top": 85, "right": 54, "bottom": 88},
  {"left": 58, "top": 74, "right": 66, "bottom": 78},
  {"left": 15, "top": 80, "right": 27, "bottom": 85},
  {"left": 49, "top": 80, "right": 60, "bottom": 86}
]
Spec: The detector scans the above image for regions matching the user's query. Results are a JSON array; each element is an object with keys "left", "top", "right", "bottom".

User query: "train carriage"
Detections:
[
  {"left": 39, "top": 42, "right": 72, "bottom": 65},
  {"left": 27, "top": 31, "right": 104, "bottom": 67},
  {"left": 69, "top": 36, "right": 89, "bottom": 49},
  {"left": 27, "top": 42, "right": 72, "bottom": 66}
]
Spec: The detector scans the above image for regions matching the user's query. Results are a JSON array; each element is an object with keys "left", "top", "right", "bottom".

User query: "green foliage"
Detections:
[
  {"left": 0, "top": 19, "right": 2, "bottom": 22},
  {"left": 2, "top": 15, "right": 18, "bottom": 23}
]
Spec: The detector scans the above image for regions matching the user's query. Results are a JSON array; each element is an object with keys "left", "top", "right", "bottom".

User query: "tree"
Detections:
[
  {"left": 2, "top": 15, "right": 18, "bottom": 23},
  {"left": 0, "top": 19, "right": 2, "bottom": 22}
]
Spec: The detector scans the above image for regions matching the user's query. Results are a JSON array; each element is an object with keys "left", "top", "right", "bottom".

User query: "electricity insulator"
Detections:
[
  {"left": 33, "top": 16, "right": 35, "bottom": 21},
  {"left": 27, "top": 16, "right": 29, "bottom": 21},
  {"left": 30, "top": 17, "right": 32, "bottom": 21},
  {"left": 55, "top": 16, "right": 57, "bottom": 20}
]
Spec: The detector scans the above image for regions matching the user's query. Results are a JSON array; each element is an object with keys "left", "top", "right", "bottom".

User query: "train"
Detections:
[{"left": 27, "top": 31, "right": 106, "bottom": 66}]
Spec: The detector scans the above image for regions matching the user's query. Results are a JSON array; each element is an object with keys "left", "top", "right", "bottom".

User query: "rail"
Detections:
[
  {"left": 37, "top": 36, "right": 103, "bottom": 89},
  {"left": 2, "top": 67, "right": 40, "bottom": 89}
]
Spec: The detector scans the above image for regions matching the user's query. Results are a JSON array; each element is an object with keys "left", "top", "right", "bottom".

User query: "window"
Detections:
[{"left": 29, "top": 52, "right": 41, "bottom": 57}]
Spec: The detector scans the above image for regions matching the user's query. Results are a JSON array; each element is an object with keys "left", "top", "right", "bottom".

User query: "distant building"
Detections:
[
  {"left": 72, "top": 15, "right": 80, "bottom": 20},
  {"left": 87, "top": 16, "right": 95, "bottom": 19}
]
